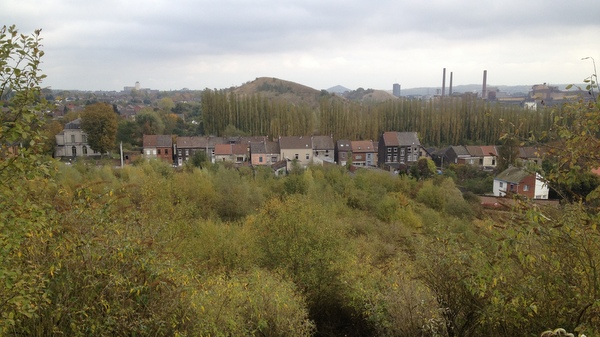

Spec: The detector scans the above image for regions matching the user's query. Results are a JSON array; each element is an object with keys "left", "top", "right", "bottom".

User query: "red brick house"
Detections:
[
  {"left": 493, "top": 166, "right": 549, "bottom": 199},
  {"left": 142, "top": 135, "right": 174, "bottom": 164}
]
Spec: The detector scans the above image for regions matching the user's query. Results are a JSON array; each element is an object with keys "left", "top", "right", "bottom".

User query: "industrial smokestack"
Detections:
[
  {"left": 442, "top": 68, "right": 446, "bottom": 97},
  {"left": 449, "top": 72, "right": 453, "bottom": 96},
  {"left": 482, "top": 70, "right": 487, "bottom": 100}
]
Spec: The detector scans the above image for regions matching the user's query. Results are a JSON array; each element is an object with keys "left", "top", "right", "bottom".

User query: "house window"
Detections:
[
  {"left": 386, "top": 154, "right": 391, "bottom": 162},
  {"left": 82, "top": 146, "right": 87, "bottom": 155},
  {"left": 236, "top": 156, "right": 244, "bottom": 162},
  {"left": 499, "top": 182, "right": 504, "bottom": 188},
  {"left": 479, "top": 158, "right": 483, "bottom": 165},
  {"left": 356, "top": 155, "right": 363, "bottom": 160},
  {"left": 400, "top": 148, "right": 405, "bottom": 156},
  {"left": 71, "top": 146, "right": 77, "bottom": 156},
  {"left": 157, "top": 149, "right": 161, "bottom": 155},
  {"left": 392, "top": 155, "right": 397, "bottom": 162},
  {"left": 492, "top": 159, "right": 496, "bottom": 166},
  {"left": 165, "top": 149, "right": 169, "bottom": 155},
  {"left": 523, "top": 185, "right": 529, "bottom": 192},
  {"left": 305, "top": 154, "right": 309, "bottom": 160},
  {"left": 71, "top": 134, "right": 75, "bottom": 143},
  {"left": 178, "top": 149, "right": 182, "bottom": 156},
  {"left": 387, "top": 148, "right": 392, "bottom": 153},
  {"left": 82, "top": 134, "right": 87, "bottom": 143},
  {"left": 259, "top": 156, "right": 263, "bottom": 163},
  {"left": 271, "top": 156, "right": 278, "bottom": 162},
  {"left": 295, "top": 154, "right": 299, "bottom": 160},
  {"left": 393, "top": 147, "right": 398, "bottom": 152},
  {"left": 185, "top": 149, "right": 189, "bottom": 156},
  {"left": 152, "top": 149, "right": 156, "bottom": 155}
]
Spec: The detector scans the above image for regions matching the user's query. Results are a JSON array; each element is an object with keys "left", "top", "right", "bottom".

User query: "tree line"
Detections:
[{"left": 201, "top": 89, "right": 555, "bottom": 146}]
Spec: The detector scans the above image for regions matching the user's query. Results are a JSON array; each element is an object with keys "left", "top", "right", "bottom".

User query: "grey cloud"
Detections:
[{"left": 3, "top": 0, "right": 599, "bottom": 90}]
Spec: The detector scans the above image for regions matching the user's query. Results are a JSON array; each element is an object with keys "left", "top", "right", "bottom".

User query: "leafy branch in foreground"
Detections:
[{"left": 1, "top": 24, "right": 55, "bottom": 333}]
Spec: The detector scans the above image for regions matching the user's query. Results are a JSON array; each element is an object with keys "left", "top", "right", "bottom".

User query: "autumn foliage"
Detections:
[{"left": 2, "top": 25, "right": 599, "bottom": 337}]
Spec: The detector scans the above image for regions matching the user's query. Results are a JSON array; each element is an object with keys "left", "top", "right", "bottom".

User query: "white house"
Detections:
[
  {"left": 493, "top": 166, "right": 549, "bottom": 199},
  {"left": 54, "top": 118, "right": 99, "bottom": 158}
]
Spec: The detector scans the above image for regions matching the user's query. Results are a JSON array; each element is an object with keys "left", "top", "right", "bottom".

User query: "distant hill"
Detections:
[
  {"left": 327, "top": 85, "right": 351, "bottom": 94},
  {"left": 229, "top": 77, "right": 398, "bottom": 108},
  {"left": 340, "top": 87, "right": 397, "bottom": 102},
  {"left": 232, "top": 77, "right": 326, "bottom": 108}
]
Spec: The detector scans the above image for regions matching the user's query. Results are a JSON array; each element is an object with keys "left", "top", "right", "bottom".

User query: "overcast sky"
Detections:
[{"left": 3, "top": 0, "right": 599, "bottom": 92}]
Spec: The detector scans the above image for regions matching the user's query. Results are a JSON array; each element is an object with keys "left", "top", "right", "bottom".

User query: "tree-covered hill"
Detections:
[{"left": 232, "top": 77, "right": 328, "bottom": 108}]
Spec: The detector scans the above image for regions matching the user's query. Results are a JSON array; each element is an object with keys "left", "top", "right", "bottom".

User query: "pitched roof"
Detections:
[
  {"left": 250, "top": 141, "right": 280, "bottom": 154},
  {"left": 250, "top": 142, "right": 266, "bottom": 154},
  {"left": 143, "top": 134, "right": 172, "bottom": 148},
  {"left": 214, "top": 143, "right": 232, "bottom": 155},
  {"left": 177, "top": 136, "right": 225, "bottom": 148},
  {"left": 228, "top": 136, "right": 268, "bottom": 144},
  {"left": 480, "top": 145, "right": 498, "bottom": 157},
  {"left": 279, "top": 136, "right": 312, "bottom": 149},
  {"left": 64, "top": 118, "right": 82, "bottom": 129},
  {"left": 465, "top": 145, "right": 484, "bottom": 157},
  {"left": 271, "top": 160, "right": 288, "bottom": 170},
  {"left": 432, "top": 146, "right": 452, "bottom": 156},
  {"left": 381, "top": 131, "right": 420, "bottom": 147},
  {"left": 215, "top": 143, "right": 248, "bottom": 156},
  {"left": 351, "top": 140, "right": 375, "bottom": 153},
  {"left": 177, "top": 136, "right": 206, "bottom": 148},
  {"left": 495, "top": 166, "right": 532, "bottom": 183},
  {"left": 312, "top": 136, "right": 334, "bottom": 150},
  {"left": 265, "top": 141, "right": 280, "bottom": 154},
  {"left": 382, "top": 132, "right": 400, "bottom": 146},
  {"left": 451, "top": 145, "right": 470, "bottom": 156},
  {"left": 231, "top": 143, "right": 248, "bottom": 155},
  {"left": 336, "top": 139, "right": 352, "bottom": 151}
]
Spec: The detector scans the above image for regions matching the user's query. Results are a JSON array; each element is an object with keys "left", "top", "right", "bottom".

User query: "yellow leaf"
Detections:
[{"left": 530, "top": 304, "right": 538, "bottom": 314}]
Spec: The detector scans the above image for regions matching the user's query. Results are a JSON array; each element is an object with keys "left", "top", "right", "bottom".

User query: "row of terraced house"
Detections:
[
  {"left": 142, "top": 132, "right": 424, "bottom": 173},
  {"left": 52, "top": 122, "right": 554, "bottom": 200},
  {"left": 52, "top": 119, "right": 544, "bottom": 175}
]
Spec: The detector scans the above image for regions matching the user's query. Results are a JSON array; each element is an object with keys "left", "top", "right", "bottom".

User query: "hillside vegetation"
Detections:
[
  {"left": 233, "top": 77, "right": 327, "bottom": 108},
  {"left": 3, "top": 159, "right": 599, "bottom": 337},
  {"left": 3, "top": 25, "right": 600, "bottom": 337}
]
